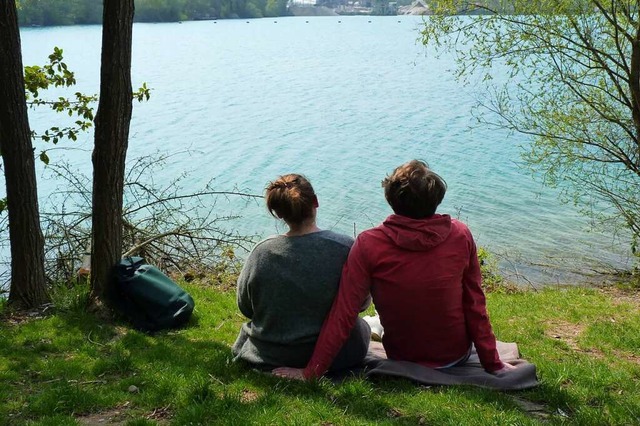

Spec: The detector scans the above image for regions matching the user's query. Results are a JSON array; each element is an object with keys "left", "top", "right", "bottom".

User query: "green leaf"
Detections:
[{"left": 39, "top": 151, "right": 50, "bottom": 165}]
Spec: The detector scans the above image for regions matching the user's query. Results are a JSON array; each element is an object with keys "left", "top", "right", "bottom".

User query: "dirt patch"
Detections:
[
  {"left": 615, "top": 351, "right": 640, "bottom": 365},
  {"left": 146, "top": 405, "right": 173, "bottom": 422},
  {"left": 545, "top": 320, "right": 585, "bottom": 351},
  {"left": 545, "top": 319, "right": 606, "bottom": 360},
  {"left": 77, "top": 409, "right": 127, "bottom": 425},
  {"left": 386, "top": 408, "right": 404, "bottom": 418},
  {"left": 1, "top": 303, "right": 55, "bottom": 325},
  {"left": 545, "top": 307, "right": 640, "bottom": 365},
  {"left": 599, "top": 287, "right": 640, "bottom": 309},
  {"left": 546, "top": 285, "right": 639, "bottom": 346},
  {"left": 598, "top": 287, "right": 640, "bottom": 365},
  {"left": 76, "top": 404, "right": 172, "bottom": 425},
  {"left": 240, "top": 388, "right": 260, "bottom": 403}
]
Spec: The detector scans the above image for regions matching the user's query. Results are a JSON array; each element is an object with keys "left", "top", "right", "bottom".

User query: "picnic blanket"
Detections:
[{"left": 362, "top": 341, "right": 539, "bottom": 390}]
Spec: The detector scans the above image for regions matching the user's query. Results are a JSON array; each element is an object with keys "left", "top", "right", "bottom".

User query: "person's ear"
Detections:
[{"left": 313, "top": 195, "right": 319, "bottom": 208}]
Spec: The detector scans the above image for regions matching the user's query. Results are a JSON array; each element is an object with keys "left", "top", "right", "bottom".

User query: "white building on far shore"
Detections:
[{"left": 397, "top": 0, "right": 430, "bottom": 15}]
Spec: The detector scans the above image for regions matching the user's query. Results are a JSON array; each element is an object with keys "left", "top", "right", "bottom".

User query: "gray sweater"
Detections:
[{"left": 231, "top": 230, "right": 354, "bottom": 368}]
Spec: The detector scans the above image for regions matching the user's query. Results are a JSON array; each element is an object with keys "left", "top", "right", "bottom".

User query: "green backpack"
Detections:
[{"left": 114, "top": 257, "right": 195, "bottom": 331}]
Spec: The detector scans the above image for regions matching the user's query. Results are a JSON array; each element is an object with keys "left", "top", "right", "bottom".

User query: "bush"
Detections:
[{"left": 478, "top": 247, "right": 519, "bottom": 294}]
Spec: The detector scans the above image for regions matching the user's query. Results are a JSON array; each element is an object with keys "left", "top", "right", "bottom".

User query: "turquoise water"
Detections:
[{"left": 12, "top": 16, "right": 630, "bottom": 285}]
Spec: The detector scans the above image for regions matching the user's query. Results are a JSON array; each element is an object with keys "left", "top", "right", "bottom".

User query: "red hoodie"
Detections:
[{"left": 304, "top": 214, "right": 503, "bottom": 378}]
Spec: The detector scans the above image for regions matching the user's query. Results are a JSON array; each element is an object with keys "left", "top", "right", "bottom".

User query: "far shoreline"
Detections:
[{"left": 18, "top": 7, "right": 498, "bottom": 29}]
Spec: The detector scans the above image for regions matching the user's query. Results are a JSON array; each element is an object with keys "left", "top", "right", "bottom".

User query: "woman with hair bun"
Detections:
[{"left": 231, "top": 174, "right": 371, "bottom": 371}]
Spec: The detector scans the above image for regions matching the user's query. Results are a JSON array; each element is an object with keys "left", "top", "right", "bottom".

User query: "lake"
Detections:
[{"left": 10, "top": 16, "right": 631, "bottom": 286}]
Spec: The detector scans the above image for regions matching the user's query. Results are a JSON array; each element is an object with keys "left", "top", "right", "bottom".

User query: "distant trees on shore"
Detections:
[{"left": 17, "top": 0, "right": 289, "bottom": 27}]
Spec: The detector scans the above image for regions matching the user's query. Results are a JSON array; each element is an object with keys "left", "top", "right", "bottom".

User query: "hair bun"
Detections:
[
  {"left": 265, "top": 174, "right": 316, "bottom": 224},
  {"left": 270, "top": 181, "right": 288, "bottom": 190}
]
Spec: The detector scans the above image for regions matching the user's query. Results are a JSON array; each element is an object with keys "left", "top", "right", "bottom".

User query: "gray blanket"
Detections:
[{"left": 363, "top": 341, "right": 539, "bottom": 390}]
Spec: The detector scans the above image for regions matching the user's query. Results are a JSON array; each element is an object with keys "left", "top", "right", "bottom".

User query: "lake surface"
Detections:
[{"left": 11, "top": 16, "right": 631, "bottom": 286}]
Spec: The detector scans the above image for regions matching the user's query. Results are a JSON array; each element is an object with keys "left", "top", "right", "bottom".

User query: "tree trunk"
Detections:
[
  {"left": 90, "top": 0, "right": 135, "bottom": 303},
  {"left": 632, "top": 34, "right": 640, "bottom": 165},
  {"left": 0, "top": 1, "right": 49, "bottom": 308}
]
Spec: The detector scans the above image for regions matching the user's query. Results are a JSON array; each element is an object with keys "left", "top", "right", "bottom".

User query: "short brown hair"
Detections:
[
  {"left": 265, "top": 174, "right": 316, "bottom": 225},
  {"left": 382, "top": 160, "right": 447, "bottom": 219}
]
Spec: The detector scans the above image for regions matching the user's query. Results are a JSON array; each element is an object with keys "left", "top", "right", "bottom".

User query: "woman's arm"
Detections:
[{"left": 236, "top": 255, "right": 254, "bottom": 319}]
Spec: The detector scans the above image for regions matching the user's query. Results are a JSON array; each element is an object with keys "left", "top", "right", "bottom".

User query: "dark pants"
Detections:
[
  {"left": 239, "top": 317, "right": 371, "bottom": 372},
  {"left": 328, "top": 317, "right": 371, "bottom": 372}
]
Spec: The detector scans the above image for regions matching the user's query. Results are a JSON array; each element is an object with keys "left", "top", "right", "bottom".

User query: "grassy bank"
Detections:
[{"left": 1, "top": 281, "right": 638, "bottom": 425}]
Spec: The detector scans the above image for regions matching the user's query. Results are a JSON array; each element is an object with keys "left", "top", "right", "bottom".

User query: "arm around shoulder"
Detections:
[{"left": 303, "top": 237, "right": 374, "bottom": 378}]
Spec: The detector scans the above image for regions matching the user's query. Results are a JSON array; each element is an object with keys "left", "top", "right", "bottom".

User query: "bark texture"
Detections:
[
  {"left": 91, "top": 0, "right": 135, "bottom": 303},
  {"left": 0, "top": 1, "right": 49, "bottom": 308}
]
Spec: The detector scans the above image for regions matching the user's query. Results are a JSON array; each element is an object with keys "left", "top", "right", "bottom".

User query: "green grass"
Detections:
[{"left": 1, "top": 281, "right": 639, "bottom": 425}]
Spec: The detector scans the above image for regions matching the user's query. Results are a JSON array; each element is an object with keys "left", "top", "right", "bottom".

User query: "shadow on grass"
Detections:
[
  {"left": 118, "top": 334, "right": 401, "bottom": 424},
  {"left": 2, "top": 308, "right": 578, "bottom": 425},
  {"left": 28, "top": 307, "right": 427, "bottom": 423}
]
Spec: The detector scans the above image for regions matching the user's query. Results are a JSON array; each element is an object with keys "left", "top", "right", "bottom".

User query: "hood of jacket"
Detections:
[{"left": 380, "top": 214, "right": 452, "bottom": 251}]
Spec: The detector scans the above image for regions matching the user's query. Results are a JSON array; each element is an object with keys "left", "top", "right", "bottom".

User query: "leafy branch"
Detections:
[
  {"left": 421, "top": 0, "right": 640, "bottom": 263},
  {"left": 22, "top": 47, "right": 150, "bottom": 163}
]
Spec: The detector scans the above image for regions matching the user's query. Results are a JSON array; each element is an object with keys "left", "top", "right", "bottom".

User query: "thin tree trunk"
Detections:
[
  {"left": 0, "top": 1, "right": 49, "bottom": 308},
  {"left": 90, "top": 0, "right": 135, "bottom": 303},
  {"left": 630, "top": 33, "right": 640, "bottom": 164}
]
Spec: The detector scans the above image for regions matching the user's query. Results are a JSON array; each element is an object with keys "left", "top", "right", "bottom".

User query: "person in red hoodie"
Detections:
[{"left": 273, "top": 160, "right": 515, "bottom": 380}]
